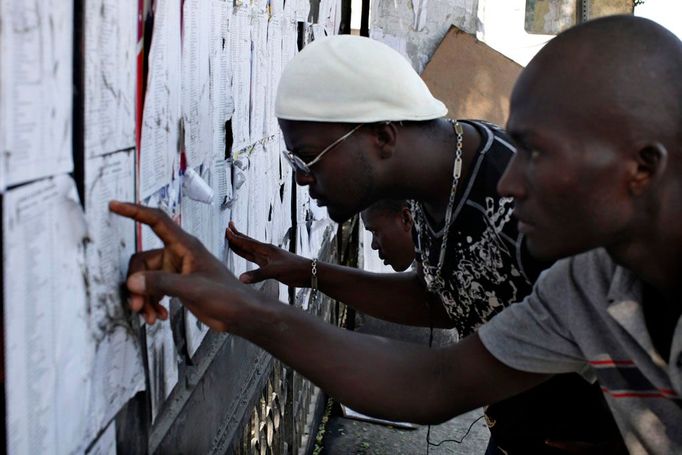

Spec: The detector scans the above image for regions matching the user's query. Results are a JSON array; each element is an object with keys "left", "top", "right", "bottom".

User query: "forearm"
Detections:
[
  {"left": 237, "top": 295, "right": 473, "bottom": 423},
  {"left": 314, "top": 263, "right": 452, "bottom": 327},
  {"left": 233, "top": 295, "right": 548, "bottom": 423}
]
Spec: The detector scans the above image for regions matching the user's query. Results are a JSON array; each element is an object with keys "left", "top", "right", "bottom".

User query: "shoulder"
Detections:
[
  {"left": 541, "top": 249, "right": 616, "bottom": 292},
  {"left": 464, "top": 120, "right": 516, "bottom": 153},
  {"left": 461, "top": 120, "right": 516, "bottom": 182}
]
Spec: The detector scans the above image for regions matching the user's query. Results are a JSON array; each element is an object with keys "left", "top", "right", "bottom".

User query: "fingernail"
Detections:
[{"left": 128, "top": 274, "right": 146, "bottom": 292}]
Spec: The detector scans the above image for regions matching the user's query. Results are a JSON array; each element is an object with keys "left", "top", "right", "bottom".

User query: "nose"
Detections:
[
  {"left": 294, "top": 170, "right": 315, "bottom": 187},
  {"left": 370, "top": 235, "right": 379, "bottom": 251},
  {"left": 497, "top": 154, "right": 526, "bottom": 199}
]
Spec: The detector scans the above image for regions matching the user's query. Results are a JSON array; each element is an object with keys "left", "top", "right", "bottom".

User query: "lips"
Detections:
[{"left": 513, "top": 209, "right": 535, "bottom": 234}]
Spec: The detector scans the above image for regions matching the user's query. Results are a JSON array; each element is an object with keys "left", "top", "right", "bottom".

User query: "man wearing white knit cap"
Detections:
[
  {"left": 228, "top": 35, "right": 623, "bottom": 453},
  {"left": 112, "top": 17, "right": 682, "bottom": 454}
]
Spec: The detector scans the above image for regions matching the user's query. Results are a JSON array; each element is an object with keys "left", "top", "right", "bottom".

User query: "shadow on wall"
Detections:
[{"left": 421, "top": 26, "right": 523, "bottom": 127}]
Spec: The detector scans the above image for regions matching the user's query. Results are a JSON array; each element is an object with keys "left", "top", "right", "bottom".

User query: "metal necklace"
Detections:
[{"left": 412, "top": 118, "right": 464, "bottom": 294}]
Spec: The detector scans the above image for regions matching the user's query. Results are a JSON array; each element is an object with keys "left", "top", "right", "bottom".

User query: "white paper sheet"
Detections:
[
  {"left": 231, "top": 5, "right": 253, "bottom": 152},
  {"left": 182, "top": 0, "right": 212, "bottom": 168},
  {"left": 214, "top": 156, "right": 233, "bottom": 210},
  {"left": 271, "top": 135, "right": 293, "bottom": 247},
  {"left": 229, "top": 155, "right": 251, "bottom": 277},
  {"left": 4, "top": 175, "right": 92, "bottom": 454},
  {"left": 246, "top": 144, "right": 264, "bottom": 246},
  {"left": 139, "top": 0, "right": 182, "bottom": 199},
  {"left": 0, "top": 1, "right": 73, "bottom": 189},
  {"left": 84, "top": 0, "right": 137, "bottom": 157},
  {"left": 180, "top": 163, "right": 229, "bottom": 356},
  {"left": 139, "top": 186, "right": 181, "bottom": 421},
  {"left": 250, "top": 14, "right": 269, "bottom": 143},
  {"left": 316, "top": 0, "right": 340, "bottom": 36},
  {"left": 84, "top": 150, "right": 146, "bottom": 438},
  {"left": 145, "top": 295, "right": 178, "bottom": 421},
  {"left": 411, "top": 0, "right": 429, "bottom": 32},
  {"left": 281, "top": 2, "right": 299, "bottom": 68},
  {"left": 296, "top": 0, "right": 311, "bottom": 22},
  {"left": 210, "top": 0, "right": 234, "bottom": 162},
  {"left": 265, "top": 15, "right": 283, "bottom": 137}
]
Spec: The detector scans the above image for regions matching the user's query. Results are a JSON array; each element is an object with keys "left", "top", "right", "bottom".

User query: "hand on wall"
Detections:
[
  {"left": 109, "top": 201, "right": 259, "bottom": 333},
  {"left": 226, "top": 221, "right": 312, "bottom": 288}
]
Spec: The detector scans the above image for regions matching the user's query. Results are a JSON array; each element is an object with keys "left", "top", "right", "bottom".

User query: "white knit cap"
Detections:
[{"left": 275, "top": 35, "right": 447, "bottom": 123}]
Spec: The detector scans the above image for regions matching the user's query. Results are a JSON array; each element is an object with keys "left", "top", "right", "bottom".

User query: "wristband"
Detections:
[{"left": 311, "top": 258, "right": 318, "bottom": 291}]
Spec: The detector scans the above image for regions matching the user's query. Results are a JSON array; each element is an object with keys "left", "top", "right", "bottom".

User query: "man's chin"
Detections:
[
  {"left": 526, "top": 237, "right": 585, "bottom": 263},
  {"left": 525, "top": 239, "right": 557, "bottom": 262},
  {"left": 325, "top": 205, "right": 355, "bottom": 223},
  {"left": 390, "top": 262, "right": 411, "bottom": 272}
]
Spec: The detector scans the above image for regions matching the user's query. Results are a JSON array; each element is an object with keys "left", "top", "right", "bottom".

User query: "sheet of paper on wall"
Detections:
[
  {"left": 296, "top": 0, "right": 311, "bottom": 22},
  {"left": 180, "top": 165, "right": 218, "bottom": 356},
  {"left": 0, "top": 2, "right": 73, "bottom": 189},
  {"left": 146, "top": 296, "right": 178, "bottom": 421},
  {"left": 265, "top": 15, "right": 282, "bottom": 137},
  {"left": 411, "top": 0, "right": 429, "bottom": 32},
  {"left": 140, "top": 182, "right": 181, "bottom": 251},
  {"left": 146, "top": 297, "right": 179, "bottom": 421},
  {"left": 249, "top": 14, "right": 269, "bottom": 143},
  {"left": 85, "top": 420, "right": 116, "bottom": 455},
  {"left": 138, "top": 186, "right": 180, "bottom": 420},
  {"left": 271, "top": 137, "right": 293, "bottom": 247},
  {"left": 182, "top": 0, "right": 212, "bottom": 168},
  {"left": 84, "top": 150, "right": 146, "bottom": 437},
  {"left": 4, "top": 175, "right": 93, "bottom": 454},
  {"left": 84, "top": 0, "right": 137, "bottom": 157},
  {"left": 259, "top": 140, "right": 280, "bottom": 244},
  {"left": 207, "top": 160, "right": 230, "bottom": 259},
  {"left": 231, "top": 5, "right": 252, "bottom": 152},
  {"left": 296, "top": 221, "right": 311, "bottom": 260},
  {"left": 210, "top": 0, "right": 234, "bottom": 162},
  {"left": 310, "top": 219, "right": 335, "bottom": 261},
  {"left": 296, "top": 184, "right": 311, "bottom": 226},
  {"left": 282, "top": 0, "right": 298, "bottom": 65},
  {"left": 180, "top": 162, "right": 231, "bottom": 357},
  {"left": 139, "top": 0, "right": 182, "bottom": 199},
  {"left": 214, "top": 157, "right": 233, "bottom": 213},
  {"left": 316, "top": 0, "right": 339, "bottom": 35},
  {"left": 246, "top": 146, "right": 262, "bottom": 245},
  {"left": 229, "top": 155, "right": 251, "bottom": 277},
  {"left": 211, "top": 158, "right": 231, "bottom": 255}
]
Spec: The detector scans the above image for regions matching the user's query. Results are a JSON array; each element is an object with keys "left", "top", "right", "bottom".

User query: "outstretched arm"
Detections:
[
  {"left": 226, "top": 222, "right": 453, "bottom": 328},
  {"left": 111, "top": 201, "right": 548, "bottom": 423}
]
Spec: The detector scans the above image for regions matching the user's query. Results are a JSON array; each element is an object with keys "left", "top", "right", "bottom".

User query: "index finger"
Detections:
[{"left": 109, "top": 201, "right": 185, "bottom": 246}]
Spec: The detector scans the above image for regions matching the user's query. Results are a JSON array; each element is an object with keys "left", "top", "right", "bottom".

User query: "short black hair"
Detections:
[{"left": 362, "top": 199, "right": 410, "bottom": 216}]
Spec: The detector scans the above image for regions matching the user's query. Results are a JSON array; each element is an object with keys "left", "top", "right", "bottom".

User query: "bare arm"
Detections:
[
  {"left": 226, "top": 222, "right": 453, "bottom": 327},
  {"left": 243, "top": 299, "right": 549, "bottom": 423},
  {"left": 110, "top": 201, "right": 549, "bottom": 423}
]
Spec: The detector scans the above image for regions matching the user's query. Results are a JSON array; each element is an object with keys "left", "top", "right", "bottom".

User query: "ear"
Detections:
[
  {"left": 400, "top": 207, "right": 413, "bottom": 232},
  {"left": 629, "top": 142, "right": 668, "bottom": 196},
  {"left": 373, "top": 122, "right": 398, "bottom": 159}
]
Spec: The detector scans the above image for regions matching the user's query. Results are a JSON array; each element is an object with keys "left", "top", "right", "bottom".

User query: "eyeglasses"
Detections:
[{"left": 282, "top": 124, "right": 364, "bottom": 176}]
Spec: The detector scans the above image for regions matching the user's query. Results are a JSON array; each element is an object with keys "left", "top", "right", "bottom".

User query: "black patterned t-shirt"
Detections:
[{"left": 412, "top": 120, "right": 547, "bottom": 337}]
